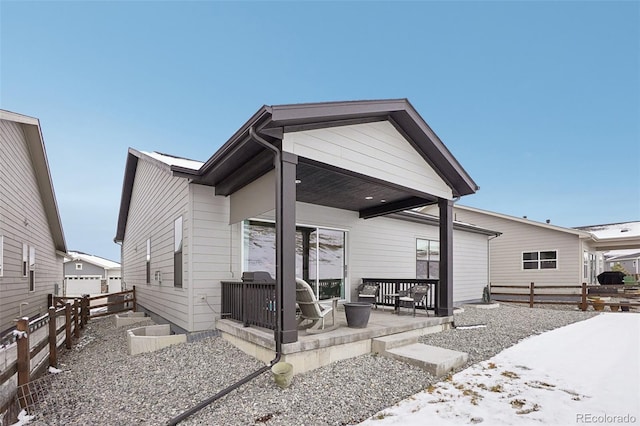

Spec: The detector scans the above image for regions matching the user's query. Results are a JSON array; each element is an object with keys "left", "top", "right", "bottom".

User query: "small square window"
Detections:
[{"left": 75, "top": 263, "right": 83, "bottom": 270}]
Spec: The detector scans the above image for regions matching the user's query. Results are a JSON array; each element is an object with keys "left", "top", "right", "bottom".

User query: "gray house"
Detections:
[
  {"left": 115, "top": 99, "right": 499, "bottom": 341},
  {"left": 0, "top": 110, "right": 67, "bottom": 334},
  {"left": 63, "top": 251, "right": 122, "bottom": 296}
]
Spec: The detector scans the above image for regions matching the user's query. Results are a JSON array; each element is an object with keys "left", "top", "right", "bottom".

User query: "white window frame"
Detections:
[
  {"left": 522, "top": 250, "right": 558, "bottom": 270},
  {"left": 75, "top": 263, "right": 83, "bottom": 270}
]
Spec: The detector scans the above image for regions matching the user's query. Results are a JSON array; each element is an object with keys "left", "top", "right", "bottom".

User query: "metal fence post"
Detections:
[{"left": 581, "top": 283, "right": 587, "bottom": 311}]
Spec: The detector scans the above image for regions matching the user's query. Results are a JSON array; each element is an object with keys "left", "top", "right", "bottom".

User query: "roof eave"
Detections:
[
  {"left": 114, "top": 149, "right": 140, "bottom": 242},
  {"left": 392, "top": 211, "right": 501, "bottom": 236},
  {"left": 3, "top": 111, "right": 68, "bottom": 253}
]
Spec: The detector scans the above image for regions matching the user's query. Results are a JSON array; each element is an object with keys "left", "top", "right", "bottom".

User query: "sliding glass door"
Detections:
[{"left": 243, "top": 221, "right": 347, "bottom": 300}]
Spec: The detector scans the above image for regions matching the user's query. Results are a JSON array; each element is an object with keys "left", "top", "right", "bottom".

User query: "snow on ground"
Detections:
[
  {"left": 10, "top": 410, "right": 34, "bottom": 426},
  {"left": 360, "top": 313, "right": 640, "bottom": 425}
]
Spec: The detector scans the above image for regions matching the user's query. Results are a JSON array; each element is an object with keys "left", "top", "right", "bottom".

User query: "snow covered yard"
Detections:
[
  {"left": 360, "top": 313, "right": 640, "bottom": 425},
  {"left": 12, "top": 304, "right": 621, "bottom": 426}
]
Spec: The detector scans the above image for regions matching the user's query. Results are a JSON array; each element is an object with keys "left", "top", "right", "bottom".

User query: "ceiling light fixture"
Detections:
[{"left": 365, "top": 196, "right": 373, "bottom": 200}]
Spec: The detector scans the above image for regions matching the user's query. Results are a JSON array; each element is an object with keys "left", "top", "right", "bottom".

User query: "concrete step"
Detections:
[
  {"left": 383, "top": 343, "right": 468, "bottom": 377},
  {"left": 371, "top": 330, "right": 421, "bottom": 353}
]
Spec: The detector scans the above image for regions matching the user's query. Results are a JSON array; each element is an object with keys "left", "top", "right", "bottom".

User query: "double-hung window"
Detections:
[{"left": 523, "top": 250, "right": 557, "bottom": 270}]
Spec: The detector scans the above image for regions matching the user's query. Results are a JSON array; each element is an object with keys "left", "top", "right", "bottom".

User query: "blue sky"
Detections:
[{"left": 1, "top": 1, "right": 638, "bottom": 262}]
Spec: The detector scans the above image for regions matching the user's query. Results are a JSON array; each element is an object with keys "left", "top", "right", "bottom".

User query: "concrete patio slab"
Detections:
[{"left": 217, "top": 307, "right": 453, "bottom": 375}]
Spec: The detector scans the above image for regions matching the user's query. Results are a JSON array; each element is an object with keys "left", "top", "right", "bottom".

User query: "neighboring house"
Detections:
[
  {"left": 115, "top": 99, "right": 498, "bottom": 338},
  {"left": 63, "top": 251, "right": 122, "bottom": 296},
  {"left": 434, "top": 205, "right": 600, "bottom": 287},
  {"left": 0, "top": 110, "right": 67, "bottom": 334},
  {"left": 432, "top": 206, "right": 640, "bottom": 288},
  {"left": 604, "top": 250, "right": 640, "bottom": 276},
  {"left": 575, "top": 222, "right": 640, "bottom": 278}
]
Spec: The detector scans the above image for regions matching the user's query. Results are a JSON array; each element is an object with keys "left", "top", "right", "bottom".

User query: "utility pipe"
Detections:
[{"left": 166, "top": 127, "right": 285, "bottom": 425}]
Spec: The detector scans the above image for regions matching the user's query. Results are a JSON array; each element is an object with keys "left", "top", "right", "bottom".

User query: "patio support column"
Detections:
[
  {"left": 277, "top": 151, "right": 299, "bottom": 344},
  {"left": 437, "top": 198, "right": 454, "bottom": 316}
]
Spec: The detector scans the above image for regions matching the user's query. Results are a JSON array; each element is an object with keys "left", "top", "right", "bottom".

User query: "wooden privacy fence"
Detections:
[
  {"left": 490, "top": 283, "right": 640, "bottom": 311},
  {"left": 0, "top": 288, "right": 136, "bottom": 422}
]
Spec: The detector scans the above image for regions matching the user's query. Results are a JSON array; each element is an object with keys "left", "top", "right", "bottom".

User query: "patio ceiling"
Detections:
[{"left": 172, "top": 99, "right": 477, "bottom": 219}]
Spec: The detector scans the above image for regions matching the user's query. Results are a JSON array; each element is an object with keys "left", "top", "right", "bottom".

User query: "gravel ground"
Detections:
[{"left": 26, "top": 304, "right": 597, "bottom": 426}]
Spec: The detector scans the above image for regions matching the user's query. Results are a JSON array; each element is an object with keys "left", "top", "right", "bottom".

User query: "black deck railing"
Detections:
[
  {"left": 361, "top": 278, "right": 438, "bottom": 311},
  {"left": 221, "top": 281, "right": 277, "bottom": 329},
  {"left": 220, "top": 278, "right": 438, "bottom": 329},
  {"left": 221, "top": 278, "right": 344, "bottom": 330}
]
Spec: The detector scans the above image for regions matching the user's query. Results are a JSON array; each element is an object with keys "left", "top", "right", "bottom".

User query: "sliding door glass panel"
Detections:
[
  {"left": 244, "top": 222, "right": 276, "bottom": 277},
  {"left": 243, "top": 221, "right": 346, "bottom": 299},
  {"left": 316, "top": 229, "right": 345, "bottom": 300}
]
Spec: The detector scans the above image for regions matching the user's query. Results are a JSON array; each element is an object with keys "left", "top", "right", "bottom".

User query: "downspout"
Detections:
[
  {"left": 248, "top": 127, "right": 284, "bottom": 357},
  {"left": 166, "top": 127, "right": 284, "bottom": 426},
  {"left": 486, "top": 234, "right": 499, "bottom": 300}
]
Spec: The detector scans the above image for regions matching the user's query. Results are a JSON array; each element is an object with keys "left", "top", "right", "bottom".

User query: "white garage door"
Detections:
[{"left": 65, "top": 276, "right": 102, "bottom": 297}]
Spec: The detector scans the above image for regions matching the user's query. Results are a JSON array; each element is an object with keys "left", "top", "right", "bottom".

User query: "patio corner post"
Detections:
[
  {"left": 277, "top": 151, "right": 299, "bottom": 344},
  {"left": 437, "top": 198, "right": 454, "bottom": 316}
]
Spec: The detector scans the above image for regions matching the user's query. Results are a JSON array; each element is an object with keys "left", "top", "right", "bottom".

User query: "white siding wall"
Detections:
[
  {"left": 121, "top": 159, "right": 190, "bottom": 331},
  {"left": 190, "top": 184, "right": 240, "bottom": 331},
  {"left": 282, "top": 121, "right": 453, "bottom": 200},
  {"left": 0, "top": 120, "right": 63, "bottom": 332},
  {"left": 257, "top": 202, "right": 489, "bottom": 304},
  {"left": 453, "top": 208, "right": 583, "bottom": 287}
]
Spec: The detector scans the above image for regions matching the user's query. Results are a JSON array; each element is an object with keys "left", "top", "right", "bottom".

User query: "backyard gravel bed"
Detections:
[
  {"left": 420, "top": 303, "right": 598, "bottom": 368},
  {"left": 27, "top": 304, "right": 598, "bottom": 426}
]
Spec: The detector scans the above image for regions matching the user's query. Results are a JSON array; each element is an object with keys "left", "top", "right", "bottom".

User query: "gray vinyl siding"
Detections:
[
  {"left": 453, "top": 208, "right": 583, "bottom": 287},
  {"left": 282, "top": 121, "right": 453, "bottom": 200},
  {"left": 190, "top": 184, "right": 239, "bottom": 331},
  {"left": 0, "top": 119, "right": 64, "bottom": 332},
  {"left": 121, "top": 158, "right": 191, "bottom": 331},
  {"left": 452, "top": 234, "right": 490, "bottom": 303},
  {"left": 64, "top": 261, "right": 105, "bottom": 277}
]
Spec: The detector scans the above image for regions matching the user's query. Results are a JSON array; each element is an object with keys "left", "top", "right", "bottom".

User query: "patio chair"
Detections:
[
  {"left": 397, "top": 285, "right": 431, "bottom": 317},
  {"left": 295, "top": 278, "right": 338, "bottom": 333},
  {"left": 356, "top": 283, "right": 379, "bottom": 309}
]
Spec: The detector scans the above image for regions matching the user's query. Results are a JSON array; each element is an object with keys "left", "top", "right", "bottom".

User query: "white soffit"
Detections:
[
  {"left": 229, "top": 170, "right": 275, "bottom": 225},
  {"left": 282, "top": 121, "right": 453, "bottom": 200}
]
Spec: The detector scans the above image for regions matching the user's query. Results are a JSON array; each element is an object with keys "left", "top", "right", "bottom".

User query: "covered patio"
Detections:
[
  {"left": 216, "top": 304, "right": 452, "bottom": 374},
  {"left": 170, "top": 99, "right": 479, "bottom": 345}
]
